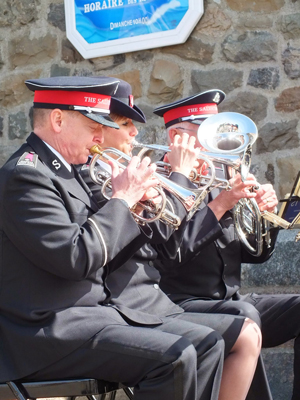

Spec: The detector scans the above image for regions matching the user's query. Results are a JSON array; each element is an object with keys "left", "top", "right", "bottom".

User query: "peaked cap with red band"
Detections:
[
  {"left": 153, "top": 89, "right": 226, "bottom": 128},
  {"left": 25, "top": 76, "right": 121, "bottom": 129},
  {"left": 109, "top": 78, "right": 146, "bottom": 123}
]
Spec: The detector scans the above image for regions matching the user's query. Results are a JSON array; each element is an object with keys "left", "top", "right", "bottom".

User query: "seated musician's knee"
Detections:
[{"left": 231, "top": 318, "right": 262, "bottom": 357}]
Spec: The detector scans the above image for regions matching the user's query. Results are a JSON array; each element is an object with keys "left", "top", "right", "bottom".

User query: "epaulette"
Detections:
[{"left": 17, "top": 151, "right": 38, "bottom": 168}]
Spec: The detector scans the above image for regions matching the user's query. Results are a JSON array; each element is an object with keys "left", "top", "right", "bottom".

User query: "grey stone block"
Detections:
[
  {"left": 242, "top": 230, "right": 300, "bottom": 289},
  {"left": 262, "top": 347, "right": 294, "bottom": 400},
  {"left": 242, "top": 229, "right": 299, "bottom": 399}
]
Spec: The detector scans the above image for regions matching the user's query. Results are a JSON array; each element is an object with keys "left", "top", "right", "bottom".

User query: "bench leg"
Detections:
[{"left": 122, "top": 387, "right": 134, "bottom": 400}]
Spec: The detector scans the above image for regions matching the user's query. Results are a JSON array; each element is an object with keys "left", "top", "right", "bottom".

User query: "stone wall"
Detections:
[{"left": 1, "top": 0, "right": 300, "bottom": 398}]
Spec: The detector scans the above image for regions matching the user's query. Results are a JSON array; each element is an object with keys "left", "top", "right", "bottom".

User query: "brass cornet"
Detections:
[{"left": 89, "top": 145, "right": 205, "bottom": 227}]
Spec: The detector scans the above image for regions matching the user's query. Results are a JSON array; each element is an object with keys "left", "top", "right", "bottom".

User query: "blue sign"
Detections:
[
  {"left": 64, "top": 0, "right": 203, "bottom": 58},
  {"left": 75, "top": 0, "right": 189, "bottom": 43}
]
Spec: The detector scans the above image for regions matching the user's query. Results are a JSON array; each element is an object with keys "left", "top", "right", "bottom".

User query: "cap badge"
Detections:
[{"left": 212, "top": 92, "right": 221, "bottom": 103}]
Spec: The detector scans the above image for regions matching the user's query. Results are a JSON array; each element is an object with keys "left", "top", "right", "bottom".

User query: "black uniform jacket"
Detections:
[
  {"left": 156, "top": 167, "right": 279, "bottom": 303},
  {"left": 0, "top": 133, "right": 159, "bottom": 382},
  {"left": 81, "top": 165, "right": 195, "bottom": 319}
]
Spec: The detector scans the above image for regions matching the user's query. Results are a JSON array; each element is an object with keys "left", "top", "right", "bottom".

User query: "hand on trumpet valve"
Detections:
[
  {"left": 109, "top": 156, "right": 159, "bottom": 208},
  {"left": 132, "top": 187, "right": 163, "bottom": 216},
  {"left": 208, "top": 172, "right": 259, "bottom": 220},
  {"left": 195, "top": 160, "right": 210, "bottom": 178},
  {"left": 167, "top": 132, "right": 200, "bottom": 178},
  {"left": 228, "top": 173, "right": 259, "bottom": 200},
  {"left": 250, "top": 180, "right": 278, "bottom": 212}
]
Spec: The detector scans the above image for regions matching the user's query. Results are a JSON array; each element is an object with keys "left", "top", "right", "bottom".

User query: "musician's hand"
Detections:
[
  {"left": 134, "top": 187, "right": 162, "bottom": 215},
  {"left": 208, "top": 173, "right": 258, "bottom": 220},
  {"left": 198, "top": 161, "right": 210, "bottom": 176},
  {"left": 109, "top": 156, "right": 159, "bottom": 208},
  {"left": 254, "top": 183, "right": 278, "bottom": 212},
  {"left": 167, "top": 132, "right": 200, "bottom": 178}
]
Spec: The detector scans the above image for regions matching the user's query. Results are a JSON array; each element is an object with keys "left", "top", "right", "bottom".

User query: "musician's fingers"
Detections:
[
  {"left": 200, "top": 162, "right": 209, "bottom": 176},
  {"left": 242, "top": 180, "right": 261, "bottom": 189},
  {"left": 173, "top": 131, "right": 189, "bottom": 147},
  {"left": 144, "top": 163, "right": 157, "bottom": 179},
  {"left": 136, "top": 155, "right": 151, "bottom": 168},
  {"left": 258, "top": 198, "right": 278, "bottom": 212},
  {"left": 261, "top": 194, "right": 277, "bottom": 205},
  {"left": 230, "top": 177, "right": 260, "bottom": 191},
  {"left": 260, "top": 188, "right": 276, "bottom": 200},
  {"left": 241, "top": 189, "right": 257, "bottom": 198},
  {"left": 140, "top": 187, "right": 160, "bottom": 201},
  {"left": 193, "top": 159, "right": 200, "bottom": 169},
  {"left": 172, "top": 132, "right": 182, "bottom": 145},
  {"left": 140, "top": 193, "right": 162, "bottom": 205},
  {"left": 187, "top": 135, "right": 196, "bottom": 149},
  {"left": 255, "top": 184, "right": 278, "bottom": 207},
  {"left": 108, "top": 159, "right": 120, "bottom": 179}
]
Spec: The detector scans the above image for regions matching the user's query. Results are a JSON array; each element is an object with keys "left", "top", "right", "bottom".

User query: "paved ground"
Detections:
[{"left": 115, "top": 389, "right": 130, "bottom": 399}]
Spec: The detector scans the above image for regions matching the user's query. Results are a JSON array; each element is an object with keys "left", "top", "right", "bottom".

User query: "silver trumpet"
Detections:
[
  {"left": 131, "top": 140, "right": 219, "bottom": 191},
  {"left": 89, "top": 145, "right": 206, "bottom": 226},
  {"left": 132, "top": 141, "right": 251, "bottom": 193}
]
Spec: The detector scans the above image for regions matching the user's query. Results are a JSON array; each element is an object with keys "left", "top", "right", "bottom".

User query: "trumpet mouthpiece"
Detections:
[
  {"left": 90, "top": 145, "right": 103, "bottom": 155},
  {"left": 131, "top": 140, "right": 142, "bottom": 147}
]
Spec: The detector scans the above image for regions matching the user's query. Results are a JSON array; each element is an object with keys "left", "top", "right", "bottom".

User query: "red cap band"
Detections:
[
  {"left": 34, "top": 90, "right": 111, "bottom": 111},
  {"left": 163, "top": 103, "right": 218, "bottom": 125}
]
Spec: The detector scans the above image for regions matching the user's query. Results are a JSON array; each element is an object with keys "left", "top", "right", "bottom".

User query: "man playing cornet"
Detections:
[{"left": 153, "top": 90, "right": 300, "bottom": 400}]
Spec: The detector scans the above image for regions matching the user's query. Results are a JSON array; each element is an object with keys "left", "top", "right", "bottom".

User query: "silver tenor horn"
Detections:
[{"left": 197, "top": 112, "right": 267, "bottom": 257}]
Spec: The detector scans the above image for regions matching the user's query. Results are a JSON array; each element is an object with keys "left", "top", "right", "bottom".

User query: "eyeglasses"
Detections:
[{"left": 176, "top": 127, "right": 198, "bottom": 133}]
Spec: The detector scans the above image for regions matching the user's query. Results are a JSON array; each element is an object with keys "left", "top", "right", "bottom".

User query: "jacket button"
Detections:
[
  {"left": 149, "top": 261, "right": 154, "bottom": 267},
  {"left": 153, "top": 284, "right": 159, "bottom": 290}
]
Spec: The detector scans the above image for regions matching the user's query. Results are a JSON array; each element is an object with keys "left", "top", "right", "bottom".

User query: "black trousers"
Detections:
[
  {"left": 178, "top": 293, "right": 300, "bottom": 400},
  {"left": 25, "top": 312, "right": 244, "bottom": 400}
]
